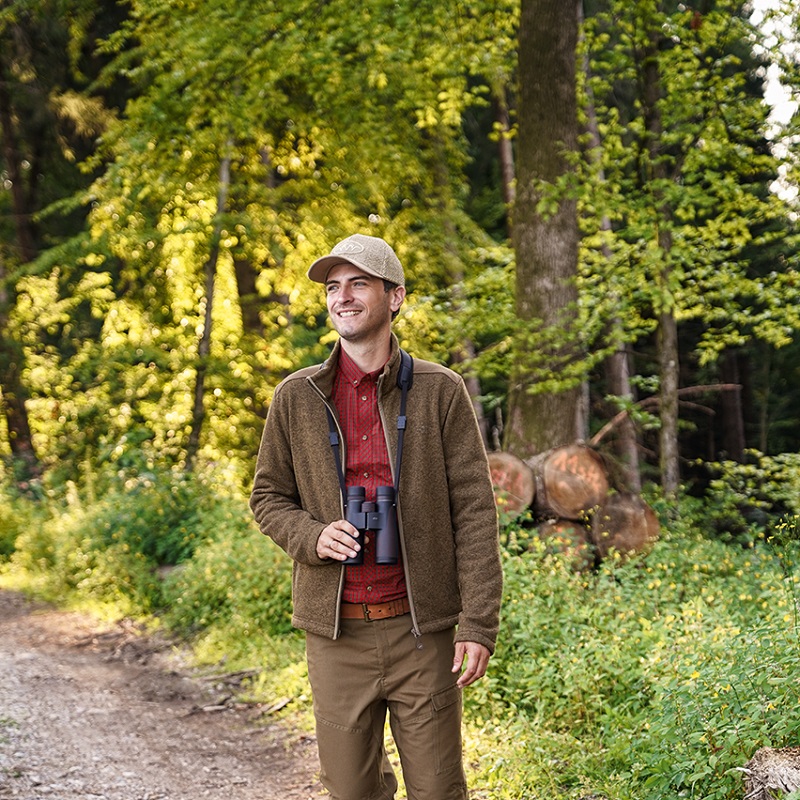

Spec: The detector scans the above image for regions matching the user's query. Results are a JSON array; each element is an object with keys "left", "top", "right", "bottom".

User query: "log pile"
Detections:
[
  {"left": 536, "top": 518, "right": 594, "bottom": 572},
  {"left": 739, "top": 747, "right": 800, "bottom": 800},
  {"left": 591, "top": 492, "right": 660, "bottom": 561},
  {"left": 488, "top": 443, "right": 660, "bottom": 569},
  {"left": 487, "top": 451, "right": 535, "bottom": 517}
]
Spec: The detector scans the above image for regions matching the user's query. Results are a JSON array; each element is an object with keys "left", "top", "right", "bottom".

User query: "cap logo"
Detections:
[{"left": 332, "top": 240, "right": 366, "bottom": 255}]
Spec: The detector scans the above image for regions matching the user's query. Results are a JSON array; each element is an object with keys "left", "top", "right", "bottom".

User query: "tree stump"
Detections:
[
  {"left": 740, "top": 747, "right": 800, "bottom": 800},
  {"left": 536, "top": 518, "right": 594, "bottom": 571},
  {"left": 526, "top": 443, "right": 610, "bottom": 520},
  {"left": 487, "top": 451, "right": 535, "bottom": 517},
  {"left": 590, "top": 492, "right": 660, "bottom": 560}
]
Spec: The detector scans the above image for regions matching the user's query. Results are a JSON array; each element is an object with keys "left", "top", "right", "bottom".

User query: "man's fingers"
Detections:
[
  {"left": 452, "top": 642, "right": 491, "bottom": 688},
  {"left": 317, "top": 522, "right": 361, "bottom": 560}
]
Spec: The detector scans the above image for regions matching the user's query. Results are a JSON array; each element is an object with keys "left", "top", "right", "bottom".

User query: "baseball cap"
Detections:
[{"left": 307, "top": 233, "right": 405, "bottom": 287}]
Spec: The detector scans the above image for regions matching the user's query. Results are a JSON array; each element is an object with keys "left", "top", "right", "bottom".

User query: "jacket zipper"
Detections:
[{"left": 307, "top": 378, "right": 347, "bottom": 641}]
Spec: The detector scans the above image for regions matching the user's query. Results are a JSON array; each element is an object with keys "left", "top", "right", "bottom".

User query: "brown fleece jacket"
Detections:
[{"left": 249, "top": 335, "right": 502, "bottom": 653}]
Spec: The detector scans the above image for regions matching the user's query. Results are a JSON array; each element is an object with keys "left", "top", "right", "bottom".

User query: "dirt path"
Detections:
[{"left": 0, "top": 591, "right": 323, "bottom": 800}]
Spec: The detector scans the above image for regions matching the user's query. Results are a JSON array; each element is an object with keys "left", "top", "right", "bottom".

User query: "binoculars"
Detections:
[{"left": 342, "top": 485, "right": 399, "bottom": 566}]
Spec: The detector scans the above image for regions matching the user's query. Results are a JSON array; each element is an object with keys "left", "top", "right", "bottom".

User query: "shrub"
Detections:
[
  {"left": 87, "top": 470, "right": 223, "bottom": 567},
  {"left": 689, "top": 451, "right": 800, "bottom": 545},
  {"left": 0, "top": 486, "right": 47, "bottom": 561},
  {"left": 161, "top": 512, "right": 293, "bottom": 640},
  {"left": 466, "top": 515, "right": 800, "bottom": 799},
  {"left": 4, "top": 468, "right": 251, "bottom": 614}
]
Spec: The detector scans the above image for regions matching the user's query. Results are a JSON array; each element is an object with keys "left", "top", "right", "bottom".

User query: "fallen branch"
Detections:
[{"left": 590, "top": 383, "right": 742, "bottom": 446}]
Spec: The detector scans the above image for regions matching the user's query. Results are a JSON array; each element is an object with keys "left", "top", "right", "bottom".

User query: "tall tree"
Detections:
[
  {"left": 505, "top": 0, "right": 582, "bottom": 458},
  {"left": 578, "top": 1, "right": 800, "bottom": 492},
  {"left": 0, "top": 0, "right": 114, "bottom": 478}
]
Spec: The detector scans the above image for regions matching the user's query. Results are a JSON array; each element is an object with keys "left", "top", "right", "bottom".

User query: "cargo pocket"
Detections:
[{"left": 431, "top": 684, "right": 463, "bottom": 774}]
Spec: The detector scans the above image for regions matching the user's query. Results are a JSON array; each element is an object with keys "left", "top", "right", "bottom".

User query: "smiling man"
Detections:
[
  {"left": 250, "top": 233, "right": 502, "bottom": 800},
  {"left": 325, "top": 262, "right": 405, "bottom": 352}
]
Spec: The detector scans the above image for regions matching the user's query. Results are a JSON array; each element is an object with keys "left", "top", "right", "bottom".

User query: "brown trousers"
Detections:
[{"left": 305, "top": 615, "right": 468, "bottom": 800}]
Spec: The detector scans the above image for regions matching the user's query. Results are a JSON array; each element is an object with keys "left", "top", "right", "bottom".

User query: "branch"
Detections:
[{"left": 590, "top": 383, "right": 742, "bottom": 446}]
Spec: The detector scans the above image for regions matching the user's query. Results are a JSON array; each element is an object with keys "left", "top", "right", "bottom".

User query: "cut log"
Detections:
[
  {"left": 526, "top": 443, "right": 610, "bottom": 520},
  {"left": 590, "top": 492, "right": 660, "bottom": 560},
  {"left": 536, "top": 518, "right": 594, "bottom": 571},
  {"left": 487, "top": 451, "right": 536, "bottom": 516},
  {"left": 740, "top": 747, "right": 800, "bottom": 800}
]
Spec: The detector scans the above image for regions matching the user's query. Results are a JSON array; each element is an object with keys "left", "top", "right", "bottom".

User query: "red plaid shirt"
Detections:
[{"left": 333, "top": 347, "right": 407, "bottom": 604}]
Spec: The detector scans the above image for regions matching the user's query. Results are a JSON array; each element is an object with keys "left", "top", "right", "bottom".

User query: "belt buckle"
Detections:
[{"left": 362, "top": 603, "right": 373, "bottom": 622}]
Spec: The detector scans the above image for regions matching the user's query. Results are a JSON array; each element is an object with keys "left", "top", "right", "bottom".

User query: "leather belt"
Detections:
[{"left": 340, "top": 597, "right": 410, "bottom": 622}]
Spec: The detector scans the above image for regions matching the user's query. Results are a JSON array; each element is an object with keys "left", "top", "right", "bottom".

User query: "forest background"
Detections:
[{"left": 2, "top": 1, "right": 800, "bottom": 798}]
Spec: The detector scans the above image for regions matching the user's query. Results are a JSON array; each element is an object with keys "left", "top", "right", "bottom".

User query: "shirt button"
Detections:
[
  {"left": 361, "top": 395, "right": 368, "bottom": 401},
  {"left": 363, "top": 472, "right": 369, "bottom": 479},
  {"left": 367, "top": 585, "right": 373, "bottom": 592},
  {"left": 362, "top": 434, "right": 368, "bottom": 441}
]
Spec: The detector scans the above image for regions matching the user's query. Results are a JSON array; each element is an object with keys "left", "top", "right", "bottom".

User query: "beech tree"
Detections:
[
  {"left": 505, "top": 0, "right": 582, "bottom": 459},
  {"left": 578, "top": 1, "right": 800, "bottom": 494},
  {"left": 59, "top": 0, "right": 503, "bottom": 474},
  {"left": 0, "top": 0, "right": 117, "bottom": 479}
]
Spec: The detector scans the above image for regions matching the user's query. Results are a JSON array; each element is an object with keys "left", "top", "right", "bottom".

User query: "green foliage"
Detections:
[
  {"left": 160, "top": 515, "right": 293, "bottom": 640},
  {"left": 463, "top": 515, "right": 800, "bottom": 799},
  {"left": 2, "top": 468, "right": 244, "bottom": 613},
  {"left": 79, "top": 470, "right": 225, "bottom": 567},
  {"left": 3, "top": 0, "right": 800, "bottom": 486},
  {"left": 3, "top": 0, "right": 800, "bottom": 791},
  {"left": 578, "top": 1, "right": 800, "bottom": 367},
  {"left": 685, "top": 450, "right": 800, "bottom": 545},
  {"left": 0, "top": 485, "right": 47, "bottom": 560}
]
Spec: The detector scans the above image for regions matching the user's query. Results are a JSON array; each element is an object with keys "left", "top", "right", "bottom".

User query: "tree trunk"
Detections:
[
  {"left": 487, "top": 450, "right": 536, "bottom": 516},
  {"left": 492, "top": 87, "right": 516, "bottom": 220},
  {"left": 505, "top": 0, "right": 581, "bottom": 458},
  {"left": 232, "top": 257, "right": 267, "bottom": 337},
  {"left": 186, "top": 150, "right": 232, "bottom": 471},
  {"left": 0, "top": 56, "right": 38, "bottom": 263},
  {"left": 604, "top": 345, "right": 642, "bottom": 493},
  {"left": 720, "top": 349, "right": 746, "bottom": 461},
  {"left": 641, "top": 23, "right": 680, "bottom": 497},
  {"left": 536, "top": 518, "right": 593, "bottom": 571},
  {"left": 658, "top": 309, "right": 680, "bottom": 495},
  {"left": 0, "top": 55, "right": 40, "bottom": 478},
  {"left": 579, "top": 4, "right": 641, "bottom": 491}
]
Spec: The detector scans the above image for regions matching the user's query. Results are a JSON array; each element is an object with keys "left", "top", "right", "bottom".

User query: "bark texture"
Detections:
[{"left": 506, "top": 0, "right": 581, "bottom": 458}]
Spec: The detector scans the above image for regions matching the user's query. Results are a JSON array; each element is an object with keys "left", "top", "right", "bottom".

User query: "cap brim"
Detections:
[{"left": 307, "top": 255, "right": 383, "bottom": 283}]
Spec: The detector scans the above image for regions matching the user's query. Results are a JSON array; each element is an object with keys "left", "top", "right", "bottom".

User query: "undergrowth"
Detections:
[{"left": 2, "top": 467, "right": 799, "bottom": 799}]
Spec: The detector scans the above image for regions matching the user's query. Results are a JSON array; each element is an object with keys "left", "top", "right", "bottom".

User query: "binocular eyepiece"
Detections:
[{"left": 343, "top": 485, "right": 399, "bottom": 566}]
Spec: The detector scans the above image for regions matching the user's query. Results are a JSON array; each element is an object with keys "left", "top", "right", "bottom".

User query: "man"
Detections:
[{"left": 250, "top": 233, "right": 502, "bottom": 800}]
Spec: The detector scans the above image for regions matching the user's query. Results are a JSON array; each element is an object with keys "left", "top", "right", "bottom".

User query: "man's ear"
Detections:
[{"left": 390, "top": 285, "right": 406, "bottom": 313}]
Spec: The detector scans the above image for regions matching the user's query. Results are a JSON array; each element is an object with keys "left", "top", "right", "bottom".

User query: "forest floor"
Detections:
[{"left": 0, "top": 590, "right": 323, "bottom": 800}]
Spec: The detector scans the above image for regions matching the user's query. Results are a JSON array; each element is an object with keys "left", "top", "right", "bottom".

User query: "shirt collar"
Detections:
[{"left": 337, "top": 346, "right": 386, "bottom": 387}]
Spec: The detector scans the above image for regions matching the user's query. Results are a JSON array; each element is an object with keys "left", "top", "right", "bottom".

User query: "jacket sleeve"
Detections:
[
  {"left": 442, "top": 378, "right": 503, "bottom": 653},
  {"left": 249, "top": 384, "right": 330, "bottom": 567}
]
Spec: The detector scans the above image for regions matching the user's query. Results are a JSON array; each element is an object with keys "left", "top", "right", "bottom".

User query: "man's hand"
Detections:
[
  {"left": 316, "top": 520, "right": 361, "bottom": 561},
  {"left": 452, "top": 641, "right": 491, "bottom": 688}
]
